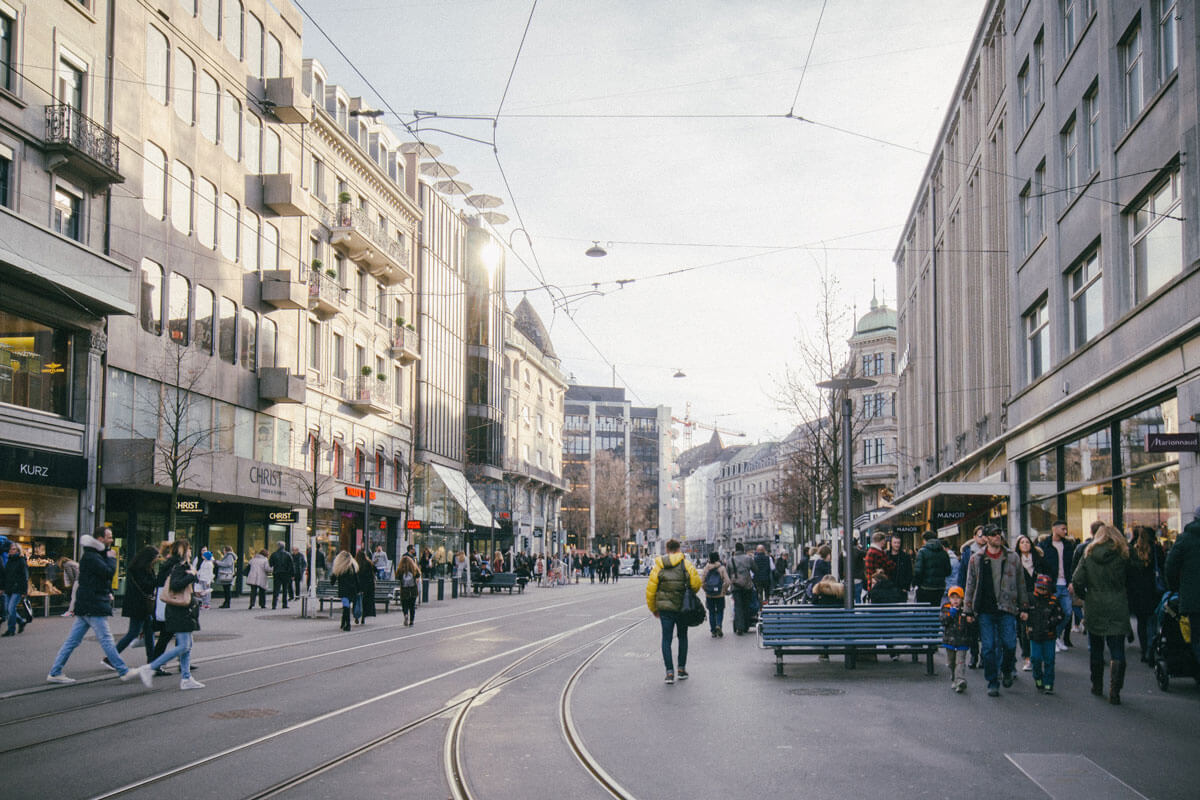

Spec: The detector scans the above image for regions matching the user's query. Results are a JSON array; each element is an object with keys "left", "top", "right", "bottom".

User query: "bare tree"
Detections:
[
  {"left": 592, "top": 450, "right": 628, "bottom": 552},
  {"left": 771, "top": 265, "right": 871, "bottom": 539}
]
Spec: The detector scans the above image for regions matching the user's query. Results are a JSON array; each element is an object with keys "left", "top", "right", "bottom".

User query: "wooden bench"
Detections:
[
  {"left": 375, "top": 580, "right": 398, "bottom": 612},
  {"left": 315, "top": 581, "right": 340, "bottom": 616},
  {"left": 757, "top": 603, "right": 941, "bottom": 677},
  {"left": 472, "top": 572, "right": 524, "bottom": 594}
]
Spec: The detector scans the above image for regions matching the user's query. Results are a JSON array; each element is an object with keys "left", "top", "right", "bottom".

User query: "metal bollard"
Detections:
[
  {"left": 451, "top": 576, "right": 458, "bottom": 599},
  {"left": 421, "top": 577, "right": 429, "bottom": 604},
  {"left": 437, "top": 577, "right": 445, "bottom": 601}
]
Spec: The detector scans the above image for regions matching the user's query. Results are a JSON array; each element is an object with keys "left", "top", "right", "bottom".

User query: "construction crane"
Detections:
[{"left": 672, "top": 403, "right": 746, "bottom": 452}]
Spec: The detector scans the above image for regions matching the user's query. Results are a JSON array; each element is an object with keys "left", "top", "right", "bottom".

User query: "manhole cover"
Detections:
[
  {"left": 788, "top": 688, "right": 845, "bottom": 697},
  {"left": 210, "top": 708, "right": 280, "bottom": 720}
]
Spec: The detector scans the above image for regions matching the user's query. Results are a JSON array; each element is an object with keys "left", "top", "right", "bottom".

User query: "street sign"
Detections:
[{"left": 1146, "top": 432, "right": 1199, "bottom": 452}]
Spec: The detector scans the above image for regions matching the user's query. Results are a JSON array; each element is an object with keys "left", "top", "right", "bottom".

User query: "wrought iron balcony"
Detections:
[
  {"left": 44, "top": 104, "right": 123, "bottom": 185},
  {"left": 390, "top": 325, "right": 420, "bottom": 365},
  {"left": 345, "top": 376, "right": 390, "bottom": 414},
  {"left": 307, "top": 269, "right": 343, "bottom": 318},
  {"left": 321, "top": 203, "right": 412, "bottom": 284}
]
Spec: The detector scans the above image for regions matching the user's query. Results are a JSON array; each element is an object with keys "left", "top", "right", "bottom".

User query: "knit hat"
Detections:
[
  {"left": 1035, "top": 574, "right": 1054, "bottom": 594},
  {"left": 946, "top": 586, "right": 963, "bottom": 598}
]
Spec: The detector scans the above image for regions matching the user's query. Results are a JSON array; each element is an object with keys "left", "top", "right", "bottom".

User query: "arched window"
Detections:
[
  {"left": 393, "top": 457, "right": 402, "bottom": 491},
  {"left": 354, "top": 448, "right": 364, "bottom": 482},
  {"left": 146, "top": 25, "right": 168, "bottom": 104},
  {"left": 375, "top": 452, "right": 384, "bottom": 486},
  {"left": 332, "top": 441, "right": 343, "bottom": 480}
]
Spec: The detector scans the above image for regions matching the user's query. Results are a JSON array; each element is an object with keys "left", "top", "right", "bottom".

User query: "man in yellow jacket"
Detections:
[{"left": 646, "top": 539, "right": 702, "bottom": 684}]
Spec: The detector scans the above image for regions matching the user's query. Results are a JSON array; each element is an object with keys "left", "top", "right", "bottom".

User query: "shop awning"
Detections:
[
  {"left": 866, "top": 481, "right": 1012, "bottom": 532},
  {"left": 429, "top": 463, "right": 496, "bottom": 528}
]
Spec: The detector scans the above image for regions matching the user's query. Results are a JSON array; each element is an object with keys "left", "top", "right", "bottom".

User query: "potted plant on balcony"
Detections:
[
  {"left": 360, "top": 366, "right": 373, "bottom": 377},
  {"left": 311, "top": 258, "right": 323, "bottom": 270},
  {"left": 394, "top": 316, "right": 406, "bottom": 327},
  {"left": 376, "top": 373, "right": 387, "bottom": 382},
  {"left": 338, "top": 191, "right": 352, "bottom": 204},
  {"left": 404, "top": 322, "right": 415, "bottom": 331},
  {"left": 325, "top": 268, "right": 337, "bottom": 278}
]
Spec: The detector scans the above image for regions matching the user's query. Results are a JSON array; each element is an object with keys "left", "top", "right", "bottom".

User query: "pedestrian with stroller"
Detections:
[
  {"left": 1071, "top": 524, "right": 1133, "bottom": 704},
  {"left": 1164, "top": 509, "right": 1200, "bottom": 667}
]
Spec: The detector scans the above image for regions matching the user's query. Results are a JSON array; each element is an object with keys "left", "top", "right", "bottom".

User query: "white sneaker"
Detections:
[
  {"left": 1021, "top": 659, "right": 1032, "bottom": 671},
  {"left": 135, "top": 665, "right": 154, "bottom": 688},
  {"left": 1055, "top": 640, "right": 1068, "bottom": 653},
  {"left": 46, "top": 673, "right": 76, "bottom": 684},
  {"left": 179, "top": 677, "right": 205, "bottom": 690}
]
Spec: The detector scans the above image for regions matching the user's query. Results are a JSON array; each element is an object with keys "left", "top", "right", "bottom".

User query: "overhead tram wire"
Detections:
[{"left": 786, "top": 0, "right": 829, "bottom": 117}]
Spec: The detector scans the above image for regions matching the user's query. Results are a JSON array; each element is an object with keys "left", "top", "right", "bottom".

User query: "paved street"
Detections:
[{"left": 1, "top": 580, "right": 1198, "bottom": 800}]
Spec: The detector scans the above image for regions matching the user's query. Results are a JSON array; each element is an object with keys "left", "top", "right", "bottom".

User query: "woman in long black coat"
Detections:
[
  {"left": 355, "top": 549, "right": 376, "bottom": 625},
  {"left": 112, "top": 545, "right": 159, "bottom": 665},
  {"left": 133, "top": 539, "right": 203, "bottom": 690},
  {"left": 1128, "top": 525, "right": 1166, "bottom": 663},
  {"left": 330, "top": 551, "right": 358, "bottom": 631}
]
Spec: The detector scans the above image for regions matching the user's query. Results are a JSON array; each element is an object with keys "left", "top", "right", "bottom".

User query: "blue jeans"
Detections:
[
  {"left": 659, "top": 611, "right": 688, "bottom": 672},
  {"left": 1054, "top": 586, "right": 1072, "bottom": 637},
  {"left": 706, "top": 596, "right": 725, "bottom": 633},
  {"left": 353, "top": 594, "right": 363, "bottom": 619},
  {"left": 115, "top": 617, "right": 155, "bottom": 661},
  {"left": 149, "top": 632, "right": 193, "bottom": 680},
  {"left": 1030, "top": 638, "right": 1056, "bottom": 687},
  {"left": 977, "top": 612, "right": 1017, "bottom": 688},
  {"left": 4, "top": 593, "right": 21, "bottom": 633},
  {"left": 50, "top": 615, "right": 129, "bottom": 676}
]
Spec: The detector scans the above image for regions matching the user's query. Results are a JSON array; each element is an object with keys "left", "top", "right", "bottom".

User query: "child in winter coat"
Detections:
[
  {"left": 1024, "top": 573, "right": 1065, "bottom": 694},
  {"left": 941, "top": 586, "right": 973, "bottom": 693}
]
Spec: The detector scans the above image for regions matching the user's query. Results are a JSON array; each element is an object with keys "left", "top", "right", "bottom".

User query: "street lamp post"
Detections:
[{"left": 816, "top": 376, "right": 876, "bottom": 610}]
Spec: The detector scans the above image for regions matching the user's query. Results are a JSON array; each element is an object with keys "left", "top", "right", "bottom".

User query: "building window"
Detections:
[
  {"left": 260, "top": 317, "right": 276, "bottom": 369},
  {"left": 1121, "top": 22, "right": 1143, "bottom": 128},
  {"left": 1062, "top": 0, "right": 1080, "bottom": 55},
  {"left": 265, "top": 32, "right": 282, "bottom": 79},
  {"left": 264, "top": 129, "right": 281, "bottom": 173},
  {"left": 332, "top": 332, "right": 344, "bottom": 379},
  {"left": 311, "top": 156, "right": 325, "bottom": 202},
  {"left": 354, "top": 448, "right": 364, "bottom": 482},
  {"left": 863, "top": 438, "right": 886, "bottom": 465},
  {"left": 1017, "top": 59, "right": 1031, "bottom": 129},
  {"left": 173, "top": 50, "right": 195, "bottom": 125},
  {"left": 195, "top": 284, "right": 214, "bottom": 353},
  {"left": 1084, "top": 83, "right": 1100, "bottom": 174},
  {"left": 219, "top": 193, "right": 238, "bottom": 262},
  {"left": 393, "top": 457, "right": 402, "bottom": 491},
  {"left": 1019, "top": 182, "right": 1034, "bottom": 254},
  {"left": 223, "top": 0, "right": 243, "bottom": 59},
  {"left": 192, "top": 177, "right": 215, "bottom": 250},
  {"left": 170, "top": 160, "right": 192, "bottom": 235},
  {"left": 245, "top": 113, "right": 261, "bottom": 173},
  {"left": 52, "top": 186, "right": 82, "bottom": 241},
  {"left": 241, "top": 209, "right": 259, "bottom": 271},
  {"left": 218, "top": 296, "right": 236, "bottom": 362},
  {"left": 1155, "top": 0, "right": 1178, "bottom": 81},
  {"left": 262, "top": 222, "right": 278, "bottom": 271},
  {"left": 168, "top": 272, "right": 190, "bottom": 345},
  {"left": 198, "top": 71, "right": 218, "bottom": 143},
  {"left": 200, "top": 0, "right": 219, "bottom": 39},
  {"left": 245, "top": 12, "right": 263, "bottom": 79},
  {"left": 221, "top": 91, "right": 240, "bottom": 161},
  {"left": 146, "top": 25, "right": 168, "bottom": 105},
  {"left": 1068, "top": 249, "right": 1103, "bottom": 349},
  {"left": 140, "top": 258, "right": 164, "bottom": 335},
  {"left": 1130, "top": 168, "right": 1182, "bottom": 302},
  {"left": 1061, "top": 117, "right": 1078, "bottom": 199},
  {"left": 332, "top": 441, "right": 343, "bottom": 480},
  {"left": 308, "top": 319, "right": 320, "bottom": 371},
  {"left": 1025, "top": 298, "right": 1050, "bottom": 381},
  {"left": 0, "top": 11, "right": 14, "bottom": 92},
  {"left": 143, "top": 142, "right": 167, "bottom": 219},
  {"left": 1034, "top": 30, "right": 1045, "bottom": 105},
  {"left": 57, "top": 55, "right": 84, "bottom": 112},
  {"left": 240, "top": 308, "right": 257, "bottom": 370}
]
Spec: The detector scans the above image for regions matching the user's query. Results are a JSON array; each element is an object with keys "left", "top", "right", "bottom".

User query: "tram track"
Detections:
[{"left": 84, "top": 606, "right": 645, "bottom": 800}]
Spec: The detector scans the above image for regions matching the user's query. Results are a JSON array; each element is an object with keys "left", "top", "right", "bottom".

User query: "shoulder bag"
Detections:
[
  {"left": 669, "top": 558, "right": 705, "bottom": 628},
  {"left": 160, "top": 576, "right": 194, "bottom": 608}
]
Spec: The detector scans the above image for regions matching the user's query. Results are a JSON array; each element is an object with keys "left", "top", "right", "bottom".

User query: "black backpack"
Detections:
[{"left": 703, "top": 567, "right": 723, "bottom": 597}]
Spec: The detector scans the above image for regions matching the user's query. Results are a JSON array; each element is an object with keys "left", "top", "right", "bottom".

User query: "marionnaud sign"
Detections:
[{"left": 1146, "top": 433, "right": 1199, "bottom": 453}]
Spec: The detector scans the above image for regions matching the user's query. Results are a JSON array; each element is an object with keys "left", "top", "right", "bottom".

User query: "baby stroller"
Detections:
[{"left": 1152, "top": 592, "right": 1200, "bottom": 691}]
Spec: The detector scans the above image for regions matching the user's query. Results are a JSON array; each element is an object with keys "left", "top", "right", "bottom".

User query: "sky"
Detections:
[{"left": 296, "top": 0, "right": 987, "bottom": 444}]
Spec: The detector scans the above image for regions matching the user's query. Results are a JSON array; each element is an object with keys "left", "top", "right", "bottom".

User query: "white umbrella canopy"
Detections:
[
  {"left": 399, "top": 141, "right": 443, "bottom": 158},
  {"left": 419, "top": 162, "right": 459, "bottom": 179},
  {"left": 435, "top": 180, "right": 472, "bottom": 195},
  {"left": 467, "top": 193, "right": 504, "bottom": 209},
  {"left": 480, "top": 211, "right": 510, "bottom": 225}
]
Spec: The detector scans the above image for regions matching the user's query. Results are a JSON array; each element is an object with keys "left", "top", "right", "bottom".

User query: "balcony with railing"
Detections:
[
  {"left": 321, "top": 203, "right": 412, "bottom": 284},
  {"left": 345, "top": 375, "right": 390, "bottom": 414},
  {"left": 307, "top": 269, "right": 343, "bottom": 317},
  {"left": 502, "top": 456, "right": 568, "bottom": 491},
  {"left": 44, "top": 104, "right": 123, "bottom": 186},
  {"left": 389, "top": 326, "right": 420, "bottom": 365}
]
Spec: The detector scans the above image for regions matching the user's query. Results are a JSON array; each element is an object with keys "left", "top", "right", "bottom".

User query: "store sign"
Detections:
[
  {"left": 1146, "top": 432, "right": 1199, "bottom": 453},
  {"left": 893, "top": 525, "right": 922, "bottom": 535},
  {"left": 406, "top": 519, "right": 422, "bottom": 530},
  {"left": 933, "top": 510, "right": 966, "bottom": 523},
  {"left": 0, "top": 445, "right": 87, "bottom": 488},
  {"left": 176, "top": 498, "right": 205, "bottom": 514},
  {"left": 345, "top": 486, "right": 376, "bottom": 500},
  {"left": 268, "top": 510, "right": 299, "bottom": 524}
]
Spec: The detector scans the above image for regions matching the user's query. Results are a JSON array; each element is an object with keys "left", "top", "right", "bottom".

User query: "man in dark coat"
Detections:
[
  {"left": 1036, "top": 520, "right": 1078, "bottom": 649},
  {"left": 269, "top": 541, "right": 293, "bottom": 609},
  {"left": 291, "top": 547, "right": 307, "bottom": 597},
  {"left": 889, "top": 535, "right": 913, "bottom": 594},
  {"left": 753, "top": 545, "right": 773, "bottom": 605},
  {"left": 1165, "top": 510, "right": 1200, "bottom": 664},
  {"left": 913, "top": 531, "right": 952, "bottom": 605},
  {"left": 47, "top": 527, "right": 138, "bottom": 682}
]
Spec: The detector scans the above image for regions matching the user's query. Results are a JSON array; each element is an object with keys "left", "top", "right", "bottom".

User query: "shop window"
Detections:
[
  {"left": 1063, "top": 427, "right": 1112, "bottom": 486},
  {"left": 140, "top": 258, "right": 163, "bottom": 335},
  {"left": 194, "top": 285, "right": 214, "bottom": 353},
  {"left": 105, "top": 367, "right": 135, "bottom": 436},
  {"left": 1130, "top": 168, "right": 1182, "bottom": 302},
  {"left": 167, "top": 272, "right": 190, "bottom": 345},
  {"left": 0, "top": 309, "right": 71, "bottom": 415},
  {"left": 233, "top": 406, "right": 253, "bottom": 458},
  {"left": 275, "top": 418, "right": 290, "bottom": 466},
  {"left": 1119, "top": 397, "right": 1178, "bottom": 473}
]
